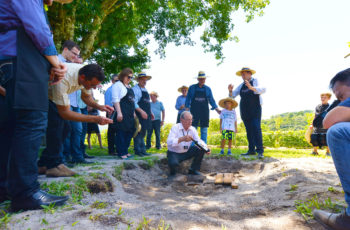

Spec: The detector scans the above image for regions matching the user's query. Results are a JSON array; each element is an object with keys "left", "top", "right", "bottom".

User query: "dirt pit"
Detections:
[{"left": 3, "top": 156, "right": 345, "bottom": 230}]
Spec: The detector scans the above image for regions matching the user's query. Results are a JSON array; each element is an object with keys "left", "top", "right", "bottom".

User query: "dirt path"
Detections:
[{"left": 1, "top": 156, "right": 344, "bottom": 230}]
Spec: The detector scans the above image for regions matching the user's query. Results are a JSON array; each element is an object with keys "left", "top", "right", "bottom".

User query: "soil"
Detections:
[{"left": 1, "top": 155, "right": 344, "bottom": 230}]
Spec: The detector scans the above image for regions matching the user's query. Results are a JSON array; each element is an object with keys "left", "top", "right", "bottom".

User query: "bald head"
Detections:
[{"left": 180, "top": 111, "right": 193, "bottom": 130}]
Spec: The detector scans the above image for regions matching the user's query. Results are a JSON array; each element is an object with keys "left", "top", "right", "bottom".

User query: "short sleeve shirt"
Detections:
[
  {"left": 151, "top": 101, "right": 165, "bottom": 121},
  {"left": 48, "top": 63, "right": 91, "bottom": 106},
  {"left": 220, "top": 109, "right": 237, "bottom": 131}
]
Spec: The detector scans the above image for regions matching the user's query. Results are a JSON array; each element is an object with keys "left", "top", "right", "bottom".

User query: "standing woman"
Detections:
[
  {"left": 111, "top": 68, "right": 135, "bottom": 159},
  {"left": 175, "top": 86, "right": 188, "bottom": 123},
  {"left": 228, "top": 67, "right": 266, "bottom": 159}
]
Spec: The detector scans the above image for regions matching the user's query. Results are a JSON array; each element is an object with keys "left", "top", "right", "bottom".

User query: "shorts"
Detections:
[
  {"left": 222, "top": 130, "right": 234, "bottom": 140},
  {"left": 87, "top": 123, "right": 100, "bottom": 134}
]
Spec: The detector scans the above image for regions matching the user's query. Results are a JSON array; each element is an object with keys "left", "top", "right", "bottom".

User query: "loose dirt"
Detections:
[{"left": 2, "top": 155, "right": 344, "bottom": 230}]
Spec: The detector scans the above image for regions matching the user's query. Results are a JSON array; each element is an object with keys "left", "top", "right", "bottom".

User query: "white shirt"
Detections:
[
  {"left": 111, "top": 81, "right": 128, "bottom": 103},
  {"left": 167, "top": 123, "right": 207, "bottom": 153},
  {"left": 220, "top": 109, "right": 237, "bottom": 131},
  {"left": 230, "top": 78, "right": 266, "bottom": 105},
  {"left": 48, "top": 63, "right": 91, "bottom": 106}
]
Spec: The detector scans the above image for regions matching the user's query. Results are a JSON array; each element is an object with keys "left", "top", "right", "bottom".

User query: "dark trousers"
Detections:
[
  {"left": 134, "top": 125, "right": 147, "bottom": 154},
  {"left": 242, "top": 117, "right": 264, "bottom": 154},
  {"left": 107, "top": 123, "right": 117, "bottom": 154},
  {"left": 0, "top": 58, "right": 48, "bottom": 198},
  {"left": 38, "top": 100, "right": 69, "bottom": 169},
  {"left": 116, "top": 130, "right": 133, "bottom": 157},
  {"left": 80, "top": 107, "right": 88, "bottom": 155},
  {"left": 167, "top": 146, "right": 205, "bottom": 175},
  {"left": 146, "top": 120, "right": 161, "bottom": 149}
]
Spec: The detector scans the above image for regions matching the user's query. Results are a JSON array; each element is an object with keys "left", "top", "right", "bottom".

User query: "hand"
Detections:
[
  {"left": 179, "top": 105, "right": 185, "bottom": 109},
  {"left": 140, "top": 110, "right": 148, "bottom": 120},
  {"left": 99, "top": 105, "right": 114, "bottom": 113},
  {"left": 117, "top": 114, "right": 123, "bottom": 122},
  {"left": 161, "top": 121, "right": 164, "bottom": 126},
  {"left": 182, "top": 135, "right": 192, "bottom": 142},
  {"left": 50, "top": 62, "right": 67, "bottom": 85},
  {"left": 244, "top": 80, "right": 253, "bottom": 90},
  {"left": 151, "top": 113, "right": 155, "bottom": 120},
  {"left": 206, "top": 149, "right": 211, "bottom": 155},
  {"left": 228, "top": 84, "right": 234, "bottom": 92},
  {"left": 96, "top": 116, "right": 113, "bottom": 125},
  {"left": 216, "top": 108, "right": 221, "bottom": 114}
]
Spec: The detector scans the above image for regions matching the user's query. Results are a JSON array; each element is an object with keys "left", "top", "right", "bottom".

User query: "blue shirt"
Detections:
[
  {"left": 104, "top": 85, "right": 113, "bottom": 107},
  {"left": 185, "top": 84, "right": 218, "bottom": 110},
  {"left": 76, "top": 90, "right": 86, "bottom": 109},
  {"left": 339, "top": 97, "right": 350, "bottom": 107},
  {"left": 175, "top": 95, "right": 186, "bottom": 114},
  {"left": 132, "top": 84, "right": 149, "bottom": 109},
  {"left": 151, "top": 101, "right": 165, "bottom": 121},
  {"left": 0, "top": 0, "right": 57, "bottom": 57}
]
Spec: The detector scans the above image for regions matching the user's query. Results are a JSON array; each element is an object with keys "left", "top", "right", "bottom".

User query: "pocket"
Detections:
[{"left": 0, "top": 61, "right": 13, "bottom": 86}]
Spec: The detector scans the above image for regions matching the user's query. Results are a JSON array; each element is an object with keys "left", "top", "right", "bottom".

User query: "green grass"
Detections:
[{"left": 86, "top": 144, "right": 331, "bottom": 160}]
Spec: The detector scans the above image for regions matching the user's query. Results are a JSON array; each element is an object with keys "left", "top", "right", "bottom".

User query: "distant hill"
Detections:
[{"left": 261, "top": 110, "right": 314, "bottom": 131}]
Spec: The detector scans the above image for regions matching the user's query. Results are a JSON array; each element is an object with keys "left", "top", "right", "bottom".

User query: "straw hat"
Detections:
[
  {"left": 133, "top": 117, "right": 142, "bottom": 138},
  {"left": 135, "top": 71, "right": 152, "bottom": 80},
  {"left": 196, "top": 71, "right": 209, "bottom": 79},
  {"left": 150, "top": 91, "right": 159, "bottom": 97},
  {"left": 54, "top": 0, "right": 73, "bottom": 3},
  {"left": 178, "top": 85, "right": 188, "bottom": 93},
  {"left": 236, "top": 67, "right": 256, "bottom": 76},
  {"left": 320, "top": 92, "right": 332, "bottom": 98},
  {"left": 218, "top": 97, "right": 238, "bottom": 109}
]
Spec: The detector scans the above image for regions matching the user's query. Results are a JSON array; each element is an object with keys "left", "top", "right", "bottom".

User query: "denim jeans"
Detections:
[
  {"left": 62, "top": 106, "right": 84, "bottom": 162},
  {"left": 38, "top": 101, "right": 69, "bottom": 169},
  {"left": 80, "top": 107, "right": 88, "bottom": 155},
  {"left": 193, "top": 127, "right": 208, "bottom": 144},
  {"left": 116, "top": 130, "right": 133, "bottom": 157},
  {"left": 327, "top": 122, "right": 350, "bottom": 215},
  {"left": 167, "top": 146, "right": 205, "bottom": 174},
  {"left": 134, "top": 126, "right": 147, "bottom": 154},
  {"left": 242, "top": 117, "right": 264, "bottom": 154},
  {"left": 146, "top": 120, "right": 161, "bottom": 149}
]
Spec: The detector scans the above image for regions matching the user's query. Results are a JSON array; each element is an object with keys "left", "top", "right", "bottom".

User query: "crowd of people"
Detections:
[{"left": 0, "top": 1, "right": 349, "bottom": 229}]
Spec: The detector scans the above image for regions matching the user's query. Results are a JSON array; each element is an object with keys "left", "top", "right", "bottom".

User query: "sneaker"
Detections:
[
  {"left": 46, "top": 164, "right": 76, "bottom": 177},
  {"left": 227, "top": 150, "right": 232, "bottom": 155},
  {"left": 220, "top": 149, "right": 225, "bottom": 155}
]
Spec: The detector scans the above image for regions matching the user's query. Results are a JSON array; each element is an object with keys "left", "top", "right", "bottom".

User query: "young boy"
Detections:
[{"left": 218, "top": 98, "right": 238, "bottom": 155}]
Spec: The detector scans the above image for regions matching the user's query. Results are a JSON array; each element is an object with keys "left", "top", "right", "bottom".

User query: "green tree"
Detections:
[{"left": 48, "top": 0, "right": 270, "bottom": 80}]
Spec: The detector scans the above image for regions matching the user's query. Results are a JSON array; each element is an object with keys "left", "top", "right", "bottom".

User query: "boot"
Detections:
[{"left": 46, "top": 164, "right": 76, "bottom": 177}]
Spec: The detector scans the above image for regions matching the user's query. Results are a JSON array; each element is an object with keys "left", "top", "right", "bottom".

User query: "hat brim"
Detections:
[
  {"left": 345, "top": 53, "right": 350, "bottom": 58},
  {"left": 136, "top": 76, "right": 152, "bottom": 80},
  {"left": 178, "top": 86, "right": 189, "bottom": 93},
  {"left": 195, "top": 76, "right": 209, "bottom": 79},
  {"left": 150, "top": 93, "right": 159, "bottom": 97},
  {"left": 219, "top": 98, "right": 238, "bottom": 109},
  {"left": 236, "top": 70, "right": 256, "bottom": 76}
]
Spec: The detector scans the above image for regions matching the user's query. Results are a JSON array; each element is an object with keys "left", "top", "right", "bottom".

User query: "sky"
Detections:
[{"left": 96, "top": 0, "right": 350, "bottom": 125}]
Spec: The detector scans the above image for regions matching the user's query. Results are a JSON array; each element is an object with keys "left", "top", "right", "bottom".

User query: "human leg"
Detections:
[
  {"left": 154, "top": 120, "right": 161, "bottom": 149},
  {"left": 107, "top": 123, "right": 116, "bottom": 154},
  {"left": 251, "top": 117, "right": 264, "bottom": 155},
  {"left": 87, "top": 133, "right": 92, "bottom": 149},
  {"left": 167, "top": 151, "right": 180, "bottom": 175},
  {"left": 69, "top": 107, "right": 84, "bottom": 162},
  {"left": 241, "top": 119, "right": 256, "bottom": 155},
  {"left": 97, "top": 133, "right": 103, "bottom": 148},
  {"left": 200, "top": 127, "right": 208, "bottom": 144}
]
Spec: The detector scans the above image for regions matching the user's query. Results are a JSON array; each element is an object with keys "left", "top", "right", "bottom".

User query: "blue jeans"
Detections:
[
  {"left": 134, "top": 126, "right": 147, "bottom": 154},
  {"left": 242, "top": 117, "right": 264, "bottom": 154},
  {"left": 146, "top": 120, "right": 161, "bottom": 149},
  {"left": 327, "top": 122, "right": 350, "bottom": 215},
  {"left": 193, "top": 127, "right": 208, "bottom": 144},
  {"left": 62, "top": 106, "right": 84, "bottom": 162},
  {"left": 116, "top": 130, "right": 133, "bottom": 157},
  {"left": 80, "top": 107, "right": 88, "bottom": 155}
]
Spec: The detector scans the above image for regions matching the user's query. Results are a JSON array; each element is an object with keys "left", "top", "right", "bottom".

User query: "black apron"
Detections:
[
  {"left": 136, "top": 86, "right": 152, "bottom": 130},
  {"left": 13, "top": 27, "right": 51, "bottom": 111},
  {"left": 116, "top": 86, "right": 135, "bottom": 132},
  {"left": 239, "top": 80, "right": 261, "bottom": 120},
  {"left": 190, "top": 85, "right": 209, "bottom": 127}
]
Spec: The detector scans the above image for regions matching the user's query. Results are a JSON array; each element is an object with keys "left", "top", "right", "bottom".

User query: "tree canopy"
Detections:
[{"left": 48, "top": 0, "right": 270, "bottom": 80}]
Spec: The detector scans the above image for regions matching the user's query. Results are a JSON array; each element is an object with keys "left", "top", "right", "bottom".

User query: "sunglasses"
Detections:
[{"left": 127, "top": 75, "right": 133, "bottom": 79}]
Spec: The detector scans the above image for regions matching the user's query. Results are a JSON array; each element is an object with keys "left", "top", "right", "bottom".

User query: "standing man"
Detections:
[
  {"left": 185, "top": 71, "right": 221, "bottom": 143},
  {"left": 167, "top": 111, "right": 210, "bottom": 178},
  {"left": 0, "top": 0, "right": 70, "bottom": 211},
  {"left": 133, "top": 72, "right": 154, "bottom": 157},
  {"left": 228, "top": 67, "right": 266, "bottom": 159},
  {"left": 105, "top": 74, "right": 119, "bottom": 156},
  {"left": 175, "top": 85, "right": 188, "bottom": 123},
  {"left": 147, "top": 91, "right": 165, "bottom": 150},
  {"left": 313, "top": 68, "right": 350, "bottom": 229}
]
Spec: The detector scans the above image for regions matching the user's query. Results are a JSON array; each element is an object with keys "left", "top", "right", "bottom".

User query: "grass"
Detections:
[
  {"left": 294, "top": 195, "right": 344, "bottom": 221},
  {"left": 86, "top": 145, "right": 331, "bottom": 160}
]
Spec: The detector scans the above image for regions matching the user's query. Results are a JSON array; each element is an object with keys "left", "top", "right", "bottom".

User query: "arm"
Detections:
[
  {"left": 81, "top": 91, "right": 113, "bottom": 113},
  {"left": 161, "top": 110, "right": 165, "bottom": 126},
  {"left": 56, "top": 104, "right": 112, "bottom": 124},
  {"left": 250, "top": 78, "right": 266, "bottom": 94},
  {"left": 207, "top": 86, "right": 220, "bottom": 113},
  {"left": 323, "top": 106, "right": 350, "bottom": 129},
  {"left": 228, "top": 84, "right": 241, "bottom": 98},
  {"left": 0, "top": 86, "right": 5, "bottom": 97},
  {"left": 175, "top": 97, "right": 182, "bottom": 110},
  {"left": 185, "top": 85, "right": 194, "bottom": 109},
  {"left": 235, "top": 121, "right": 238, "bottom": 133},
  {"left": 113, "top": 102, "right": 123, "bottom": 122},
  {"left": 220, "top": 119, "right": 222, "bottom": 132}
]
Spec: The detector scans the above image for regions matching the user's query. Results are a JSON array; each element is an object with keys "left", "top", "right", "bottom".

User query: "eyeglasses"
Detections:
[
  {"left": 69, "top": 49, "right": 79, "bottom": 57},
  {"left": 127, "top": 75, "right": 133, "bottom": 79}
]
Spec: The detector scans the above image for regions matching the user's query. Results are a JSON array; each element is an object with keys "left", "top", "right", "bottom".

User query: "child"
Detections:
[{"left": 218, "top": 98, "right": 238, "bottom": 155}]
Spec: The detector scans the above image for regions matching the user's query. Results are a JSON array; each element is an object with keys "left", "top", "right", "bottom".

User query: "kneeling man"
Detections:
[{"left": 167, "top": 111, "right": 210, "bottom": 177}]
